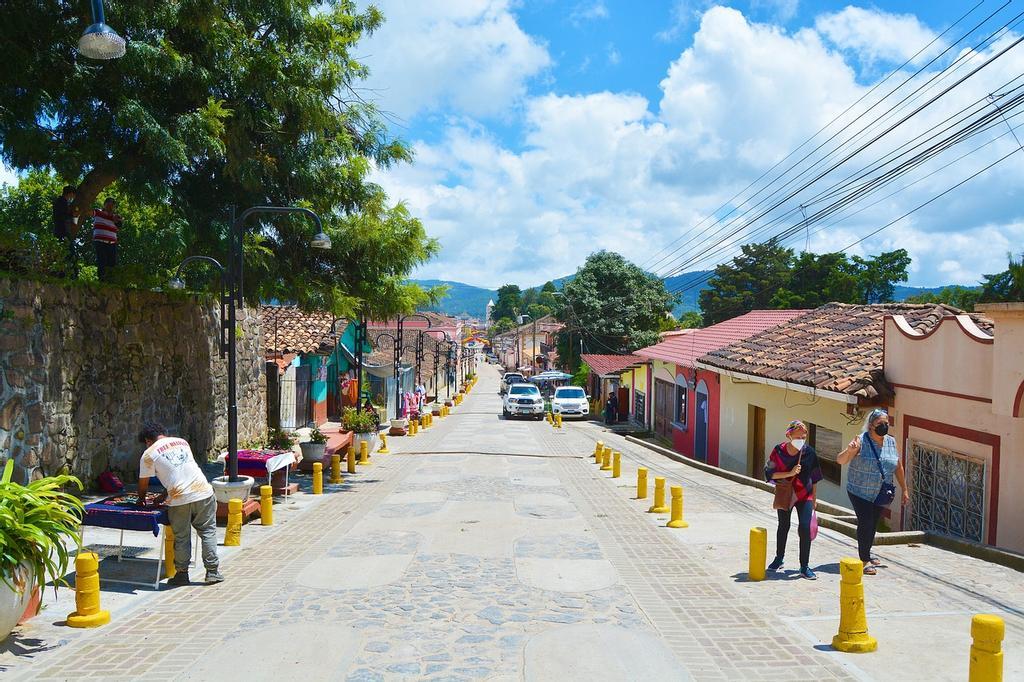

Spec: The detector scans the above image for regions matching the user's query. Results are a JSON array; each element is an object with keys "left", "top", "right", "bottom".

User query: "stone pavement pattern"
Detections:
[{"left": 4, "top": 363, "right": 1023, "bottom": 680}]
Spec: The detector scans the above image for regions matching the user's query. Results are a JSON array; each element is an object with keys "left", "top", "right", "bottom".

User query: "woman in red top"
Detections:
[{"left": 764, "top": 420, "right": 823, "bottom": 580}]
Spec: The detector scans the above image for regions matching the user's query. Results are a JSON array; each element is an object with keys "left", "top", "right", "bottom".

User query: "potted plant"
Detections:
[
  {"left": 267, "top": 427, "right": 296, "bottom": 451},
  {"left": 342, "top": 407, "right": 379, "bottom": 455},
  {"left": 300, "top": 426, "right": 328, "bottom": 462},
  {"left": 0, "top": 460, "right": 84, "bottom": 640}
]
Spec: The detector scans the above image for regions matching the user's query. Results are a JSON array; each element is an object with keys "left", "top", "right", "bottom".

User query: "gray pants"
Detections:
[{"left": 167, "top": 495, "right": 219, "bottom": 572}]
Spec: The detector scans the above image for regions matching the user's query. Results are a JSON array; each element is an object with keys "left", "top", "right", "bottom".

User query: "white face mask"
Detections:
[{"left": 790, "top": 438, "right": 806, "bottom": 450}]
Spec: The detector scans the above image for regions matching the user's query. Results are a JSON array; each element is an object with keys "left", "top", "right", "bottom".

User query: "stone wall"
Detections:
[{"left": 0, "top": 277, "right": 265, "bottom": 486}]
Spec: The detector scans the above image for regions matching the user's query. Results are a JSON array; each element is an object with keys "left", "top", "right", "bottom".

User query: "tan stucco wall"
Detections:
[
  {"left": 717, "top": 377, "right": 862, "bottom": 507},
  {"left": 885, "top": 315, "right": 1024, "bottom": 552}
]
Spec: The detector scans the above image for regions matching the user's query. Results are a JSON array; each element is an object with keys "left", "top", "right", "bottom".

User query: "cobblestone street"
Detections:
[{"left": 5, "top": 364, "right": 1023, "bottom": 681}]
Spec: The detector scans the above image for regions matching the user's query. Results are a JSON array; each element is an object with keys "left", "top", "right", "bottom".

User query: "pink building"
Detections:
[{"left": 884, "top": 303, "right": 1024, "bottom": 552}]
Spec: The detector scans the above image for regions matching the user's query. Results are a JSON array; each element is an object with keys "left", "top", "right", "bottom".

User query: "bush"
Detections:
[
  {"left": 308, "top": 426, "right": 328, "bottom": 444},
  {"left": 342, "top": 407, "right": 378, "bottom": 434}
]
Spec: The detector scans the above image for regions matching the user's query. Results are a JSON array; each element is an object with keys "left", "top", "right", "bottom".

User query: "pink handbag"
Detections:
[{"left": 809, "top": 509, "right": 819, "bottom": 540}]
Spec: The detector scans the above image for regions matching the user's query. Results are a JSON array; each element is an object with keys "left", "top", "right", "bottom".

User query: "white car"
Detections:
[
  {"left": 551, "top": 386, "right": 590, "bottom": 419},
  {"left": 503, "top": 383, "right": 545, "bottom": 420}
]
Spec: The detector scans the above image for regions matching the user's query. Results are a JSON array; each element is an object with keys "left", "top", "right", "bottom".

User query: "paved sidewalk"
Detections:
[{"left": 4, "top": 363, "right": 1021, "bottom": 680}]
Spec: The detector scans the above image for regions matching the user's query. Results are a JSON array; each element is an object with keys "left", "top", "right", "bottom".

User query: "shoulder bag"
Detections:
[
  {"left": 864, "top": 435, "right": 896, "bottom": 507},
  {"left": 772, "top": 449, "right": 801, "bottom": 510}
]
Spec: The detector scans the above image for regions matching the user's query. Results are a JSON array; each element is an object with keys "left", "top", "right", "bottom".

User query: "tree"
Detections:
[
  {"left": 538, "top": 281, "right": 559, "bottom": 309},
  {"left": 699, "top": 242, "right": 793, "bottom": 325},
  {"left": 0, "top": 1, "right": 434, "bottom": 312},
  {"left": 771, "top": 252, "right": 860, "bottom": 309},
  {"left": 905, "top": 286, "right": 982, "bottom": 311},
  {"left": 526, "top": 303, "right": 552, "bottom": 320},
  {"left": 556, "top": 251, "right": 676, "bottom": 363},
  {"left": 980, "top": 252, "right": 1024, "bottom": 303},
  {"left": 491, "top": 284, "right": 522, "bottom": 322},
  {"left": 852, "top": 249, "right": 911, "bottom": 303}
]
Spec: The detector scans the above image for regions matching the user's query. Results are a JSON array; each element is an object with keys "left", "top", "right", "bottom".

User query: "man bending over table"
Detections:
[{"left": 137, "top": 422, "right": 225, "bottom": 586}]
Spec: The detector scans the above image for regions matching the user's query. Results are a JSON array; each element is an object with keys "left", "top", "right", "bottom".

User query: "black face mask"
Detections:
[{"left": 874, "top": 423, "right": 889, "bottom": 437}]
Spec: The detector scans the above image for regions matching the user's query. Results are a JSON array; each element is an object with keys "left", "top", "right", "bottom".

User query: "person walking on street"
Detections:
[
  {"left": 92, "top": 197, "right": 122, "bottom": 282},
  {"left": 136, "top": 422, "right": 225, "bottom": 586},
  {"left": 604, "top": 392, "right": 618, "bottom": 425},
  {"left": 837, "top": 408, "right": 909, "bottom": 575},
  {"left": 51, "top": 185, "right": 78, "bottom": 278},
  {"left": 765, "top": 420, "right": 823, "bottom": 580}
]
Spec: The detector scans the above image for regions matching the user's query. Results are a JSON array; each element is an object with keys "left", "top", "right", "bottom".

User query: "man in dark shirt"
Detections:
[{"left": 51, "top": 185, "right": 78, "bottom": 278}]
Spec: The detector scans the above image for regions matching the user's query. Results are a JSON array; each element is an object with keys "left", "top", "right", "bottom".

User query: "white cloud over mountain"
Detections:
[{"left": 367, "top": 4, "right": 1024, "bottom": 289}]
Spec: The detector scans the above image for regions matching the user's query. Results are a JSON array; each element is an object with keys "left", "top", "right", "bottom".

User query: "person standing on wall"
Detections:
[
  {"left": 136, "top": 422, "right": 225, "bottom": 586},
  {"left": 837, "top": 408, "right": 910, "bottom": 575},
  {"left": 765, "top": 420, "right": 823, "bottom": 580},
  {"left": 51, "top": 185, "right": 78, "bottom": 278},
  {"left": 92, "top": 197, "right": 122, "bottom": 282}
]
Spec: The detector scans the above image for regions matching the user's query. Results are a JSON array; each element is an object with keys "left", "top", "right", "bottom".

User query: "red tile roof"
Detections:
[
  {"left": 581, "top": 354, "right": 643, "bottom": 377},
  {"left": 635, "top": 310, "right": 808, "bottom": 367},
  {"left": 698, "top": 303, "right": 994, "bottom": 400},
  {"left": 262, "top": 306, "right": 344, "bottom": 355}
]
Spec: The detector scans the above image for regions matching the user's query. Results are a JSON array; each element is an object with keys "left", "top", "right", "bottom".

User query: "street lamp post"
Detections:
[
  {"left": 394, "top": 314, "right": 433, "bottom": 417},
  {"left": 172, "top": 206, "right": 329, "bottom": 483}
]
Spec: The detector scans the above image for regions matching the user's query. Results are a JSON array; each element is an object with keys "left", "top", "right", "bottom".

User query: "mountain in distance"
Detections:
[{"left": 415, "top": 275, "right": 969, "bottom": 318}]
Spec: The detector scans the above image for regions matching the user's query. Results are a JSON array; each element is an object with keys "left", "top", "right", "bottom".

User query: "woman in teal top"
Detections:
[{"left": 837, "top": 408, "right": 909, "bottom": 575}]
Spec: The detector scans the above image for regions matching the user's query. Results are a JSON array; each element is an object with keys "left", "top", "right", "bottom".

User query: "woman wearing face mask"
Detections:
[
  {"left": 837, "top": 408, "right": 910, "bottom": 575},
  {"left": 764, "top": 420, "right": 823, "bottom": 580}
]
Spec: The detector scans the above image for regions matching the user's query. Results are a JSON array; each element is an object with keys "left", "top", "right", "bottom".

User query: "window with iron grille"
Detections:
[
  {"left": 674, "top": 384, "right": 687, "bottom": 428},
  {"left": 909, "top": 441, "right": 986, "bottom": 543}
]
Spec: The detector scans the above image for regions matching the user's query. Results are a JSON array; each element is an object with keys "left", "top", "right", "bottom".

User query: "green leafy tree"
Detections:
[
  {"left": 852, "top": 249, "right": 911, "bottom": 303},
  {"left": 771, "top": 251, "right": 860, "bottom": 309},
  {"left": 526, "top": 303, "right": 552, "bottom": 320},
  {"left": 491, "top": 284, "right": 523, "bottom": 322},
  {"left": 538, "top": 281, "right": 559, "bottom": 309},
  {"left": 488, "top": 317, "right": 516, "bottom": 341},
  {"left": 699, "top": 242, "right": 794, "bottom": 325},
  {"left": 980, "top": 252, "right": 1024, "bottom": 303},
  {"left": 0, "top": 0, "right": 434, "bottom": 312},
  {"left": 556, "top": 251, "right": 676, "bottom": 360},
  {"left": 905, "top": 285, "right": 982, "bottom": 311}
]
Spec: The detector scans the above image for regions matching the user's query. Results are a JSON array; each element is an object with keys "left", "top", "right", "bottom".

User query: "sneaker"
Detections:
[
  {"left": 767, "top": 556, "right": 784, "bottom": 572},
  {"left": 205, "top": 570, "right": 225, "bottom": 584},
  {"left": 800, "top": 566, "right": 817, "bottom": 580},
  {"left": 166, "top": 571, "right": 190, "bottom": 586}
]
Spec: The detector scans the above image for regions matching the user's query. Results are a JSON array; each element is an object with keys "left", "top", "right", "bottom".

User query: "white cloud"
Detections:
[
  {"left": 570, "top": 1, "right": 609, "bottom": 26},
  {"left": 375, "top": 6, "right": 1024, "bottom": 290},
  {"left": 815, "top": 6, "right": 941, "bottom": 66},
  {"left": 607, "top": 43, "right": 621, "bottom": 65},
  {"left": 657, "top": 1, "right": 706, "bottom": 43},
  {"left": 358, "top": 0, "right": 551, "bottom": 120},
  {"left": 0, "top": 163, "right": 17, "bottom": 187}
]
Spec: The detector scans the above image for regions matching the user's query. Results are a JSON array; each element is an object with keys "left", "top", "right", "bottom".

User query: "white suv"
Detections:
[
  {"left": 551, "top": 386, "right": 590, "bottom": 419},
  {"left": 503, "top": 383, "right": 545, "bottom": 420}
]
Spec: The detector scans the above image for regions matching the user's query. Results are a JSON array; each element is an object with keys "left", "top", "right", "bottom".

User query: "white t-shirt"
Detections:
[{"left": 140, "top": 436, "right": 214, "bottom": 507}]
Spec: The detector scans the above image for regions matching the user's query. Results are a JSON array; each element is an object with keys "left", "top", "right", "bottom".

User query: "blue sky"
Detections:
[{"left": 360, "top": 1, "right": 1024, "bottom": 290}]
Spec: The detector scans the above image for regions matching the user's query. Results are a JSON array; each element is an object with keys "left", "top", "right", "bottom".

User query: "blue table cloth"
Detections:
[{"left": 82, "top": 494, "right": 169, "bottom": 536}]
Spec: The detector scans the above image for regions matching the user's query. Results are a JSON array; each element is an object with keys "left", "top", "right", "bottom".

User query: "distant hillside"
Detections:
[
  {"left": 414, "top": 279, "right": 495, "bottom": 318},
  {"left": 415, "top": 275, "right": 968, "bottom": 318}
]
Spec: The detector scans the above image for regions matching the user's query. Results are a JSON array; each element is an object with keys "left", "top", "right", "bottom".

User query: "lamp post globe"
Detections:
[{"left": 78, "top": 0, "right": 126, "bottom": 60}]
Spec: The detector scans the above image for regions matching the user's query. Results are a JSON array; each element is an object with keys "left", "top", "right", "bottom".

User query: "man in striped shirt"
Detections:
[{"left": 92, "top": 197, "right": 122, "bottom": 282}]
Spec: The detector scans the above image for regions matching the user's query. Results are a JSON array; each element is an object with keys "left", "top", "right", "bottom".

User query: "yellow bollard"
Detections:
[
  {"left": 224, "top": 498, "right": 242, "bottom": 546},
  {"left": 330, "top": 453, "right": 343, "bottom": 484},
  {"left": 163, "top": 525, "right": 176, "bottom": 579},
  {"left": 556, "top": 414, "right": 563, "bottom": 428},
  {"left": 409, "top": 418, "right": 417, "bottom": 436},
  {"left": 312, "top": 462, "right": 323, "bottom": 495},
  {"left": 66, "top": 552, "right": 110, "bottom": 628},
  {"left": 970, "top": 614, "right": 1004, "bottom": 682},
  {"left": 378, "top": 434, "right": 390, "bottom": 454},
  {"left": 831, "top": 558, "right": 878, "bottom": 653},
  {"left": 648, "top": 477, "right": 669, "bottom": 513},
  {"left": 612, "top": 452, "right": 621, "bottom": 478},
  {"left": 637, "top": 467, "right": 648, "bottom": 499},
  {"left": 749, "top": 527, "right": 767, "bottom": 582},
  {"left": 594, "top": 440, "right": 604, "bottom": 459},
  {"left": 260, "top": 484, "right": 274, "bottom": 526},
  {"left": 347, "top": 445, "right": 357, "bottom": 474},
  {"left": 666, "top": 486, "right": 689, "bottom": 528},
  {"left": 600, "top": 450, "right": 612, "bottom": 471},
  {"left": 358, "top": 440, "right": 371, "bottom": 466}
]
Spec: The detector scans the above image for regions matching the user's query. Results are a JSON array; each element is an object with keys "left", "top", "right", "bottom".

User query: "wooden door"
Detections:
[
  {"left": 694, "top": 387, "right": 709, "bottom": 462},
  {"left": 750, "top": 405, "right": 766, "bottom": 478},
  {"left": 654, "top": 380, "right": 672, "bottom": 438},
  {"left": 617, "top": 386, "right": 629, "bottom": 422}
]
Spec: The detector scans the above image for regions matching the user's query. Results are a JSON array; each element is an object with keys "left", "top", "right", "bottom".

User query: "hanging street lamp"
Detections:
[{"left": 78, "top": 0, "right": 126, "bottom": 60}]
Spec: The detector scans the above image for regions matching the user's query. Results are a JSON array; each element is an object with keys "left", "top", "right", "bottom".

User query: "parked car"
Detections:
[
  {"left": 503, "top": 383, "right": 545, "bottom": 420},
  {"left": 500, "top": 372, "right": 525, "bottom": 394},
  {"left": 551, "top": 386, "right": 589, "bottom": 419}
]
